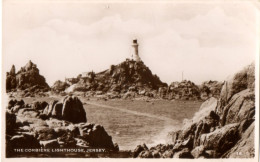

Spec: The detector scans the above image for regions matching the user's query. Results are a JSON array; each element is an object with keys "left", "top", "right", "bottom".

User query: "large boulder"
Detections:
[
  {"left": 77, "top": 123, "right": 116, "bottom": 150},
  {"left": 217, "top": 89, "right": 255, "bottom": 126},
  {"left": 199, "top": 123, "right": 240, "bottom": 155},
  {"left": 51, "top": 102, "right": 63, "bottom": 119},
  {"left": 220, "top": 62, "right": 254, "bottom": 105},
  {"left": 222, "top": 121, "right": 255, "bottom": 158},
  {"left": 43, "top": 100, "right": 58, "bottom": 116},
  {"left": 62, "top": 96, "right": 87, "bottom": 123}
]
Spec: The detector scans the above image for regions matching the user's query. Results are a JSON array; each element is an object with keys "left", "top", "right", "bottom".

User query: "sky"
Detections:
[{"left": 3, "top": 0, "right": 258, "bottom": 86}]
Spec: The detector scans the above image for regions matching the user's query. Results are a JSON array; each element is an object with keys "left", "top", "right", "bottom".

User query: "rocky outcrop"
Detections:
[
  {"left": 51, "top": 80, "right": 69, "bottom": 93},
  {"left": 200, "top": 80, "right": 223, "bottom": 100},
  {"left": 166, "top": 80, "right": 200, "bottom": 100},
  {"left": 134, "top": 63, "right": 255, "bottom": 158},
  {"left": 6, "top": 96, "right": 118, "bottom": 157},
  {"left": 57, "top": 59, "right": 167, "bottom": 98},
  {"left": 6, "top": 60, "right": 49, "bottom": 93}
]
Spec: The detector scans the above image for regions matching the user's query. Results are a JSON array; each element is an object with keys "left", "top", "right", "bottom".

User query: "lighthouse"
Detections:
[{"left": 132, "top": 39, "right": 141, "bottom": 62}]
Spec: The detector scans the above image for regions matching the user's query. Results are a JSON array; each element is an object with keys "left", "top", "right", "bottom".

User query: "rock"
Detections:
[
  {"left": 138, "top": 150, "right": 153, "bottom": 158},
  {"left": 62, "top": 96, "right": 87, "bottom": 123},
  {"left": 17, "top": 108, "right": 39, "bottom": 118},
  {"left": 133, "top": 144, "right": 149, "bottom": 158},
  {"left": 10, "top": 65, "right": 16, "bottom": 75},
  {"left": 15, "top": 99, "right": 25, "bottom": 107},
  {"left": 222, "top": 121, "right": 255, "bottom": 158},
  {"left": 78, "top": 123, "right": 115, "bottom": 149},
  {"left": 54, "top": 59, "right": 167, "bottom": 96},
  {"left": 152, "top": 150, "right": 161, "bottom": 158},
  {"left": 40, "top": 139, "right": 60, "bottom": 148},
  {"left": 50, "top": 102, "right": 63, "bottom": 119},
  {"left": 6, "top": 60, "right": 49, "bottom": 92},
  {"left": 51, "top": 80, "right": 69, "bottom": 92},
  {"left": 191, "top": 145, "right": 205, "bottom": 158},
  {"left": 43, "top": 100, "right": 58, "bottom": 116},
  {"left": 200, "top": 80, "right": 223, "bottom": 100},
  {"left": 8, "top": 99, "right": 17, "bottom": 109},
  {"left": 57, "top": 132, "right": 77, "bottom": 147},
  {"left": 168, "top": 80, "right": 200, "bottom": 100},
  {"left": 34, "top": 127, "right": 57, "bottom": 141},
  {"left": 220, "top": 62, "right": 254, "bottom": 105},
  {"left": 162, "top": 150, "right": 174, "bottom": 158},
  {"left": 133, "top": 63, "right": 255, "bottom": 159},
  {"left": 217, "top": 89, "right": 255, "bottom": 126},
  {"left": 205, "top": 150, "right": 219, "bottom": 158},
  {"left": 8, "top": 134, "right": 40, "bottom": 148},
  {"left": 200, "top": 123, "right": 240, "bottom": 155},
  {"left": 32, "top": 101, "right": 48, "bottom": 110},
  {"left": 11, "top": 105, "right": 23, "bottom": 113},
  {"left": 65, "top": 84, "right": 86, "bottom": 93},
  {"left": 6, "top": 111, "right": 17, "bottom": 135},
  {"left": 173, "top": 148, "right": 193, "bottom": 158}
]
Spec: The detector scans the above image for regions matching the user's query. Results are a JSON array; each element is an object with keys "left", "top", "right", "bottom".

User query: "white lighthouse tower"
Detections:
[{"left": 132, "top": 39, "right": 141, "bottom": 62}]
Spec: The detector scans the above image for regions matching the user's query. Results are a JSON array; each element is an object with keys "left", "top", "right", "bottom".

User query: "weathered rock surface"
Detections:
[
  {"left": 200, "top": 80, "right": 223, "bottom": 100},
  {"left": 57, "top": 59, "right": 167, "bottom": 98},
  {"left": 42, "top": 96, "right": 87, "bottom": 123},
  {"left": 6, "top": 96, "right": 118, "bottom": 157},
  {"left": 220, "top": 63, "right": 255, "bottom": 105},
  {"left": 6, "top": 60, "right": 49, "bottom": 93},
  {"left": 51, "top": 80, "right": 69, "bottom": 93},
  {"left": 133, "top": 63, "right": 255, "bottom": 158},
  {"left": 167, "top": 80, "right": 200, "bottom": 100},
  {"left": 62, "top": 96, "right": 87, "bottom": 123}
]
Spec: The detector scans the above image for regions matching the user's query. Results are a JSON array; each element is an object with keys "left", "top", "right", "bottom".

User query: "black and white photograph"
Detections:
[{"left": 1, "top": 0, "right": 259, "bottom": 160}]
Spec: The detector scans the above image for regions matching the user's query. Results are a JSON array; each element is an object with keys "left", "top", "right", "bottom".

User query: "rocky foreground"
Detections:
[
  {"left": 133, "top": 63, "right": 255, "bottom": 158},
  {"left": 6, "top": 96, "right": 120, "bottom": 157}
]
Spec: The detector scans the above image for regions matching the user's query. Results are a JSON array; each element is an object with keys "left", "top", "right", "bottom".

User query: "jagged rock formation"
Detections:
[
  {"left": 133, "top": 63, "right": 255, "bottom": 158},
  {"left": 6, "top": 96, "right": 118, "bottom": 157},
  {"left": 51, "top": 60, "right": 222, "bottom": 100},
  {"left": 163, "top": 80, "right": 201, "bottom": 100},
  {"left": 6, "top": 60, "right": 49, "bottom": 93},
  {"left": 62, "top": 59, "right": 167, "bottom": 97},
  {"left": 199, "top": 81, "right": 223, "bottom": 100}
]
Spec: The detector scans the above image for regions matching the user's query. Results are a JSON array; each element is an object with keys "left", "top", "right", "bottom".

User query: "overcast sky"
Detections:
[{"left": 3, "top": 0, "right": 258, "bottom": 86}]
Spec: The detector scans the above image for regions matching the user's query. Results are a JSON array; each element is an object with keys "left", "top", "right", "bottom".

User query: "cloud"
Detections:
[{"left": 4, "top": 6, "right": 256, "bottom": 86}]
